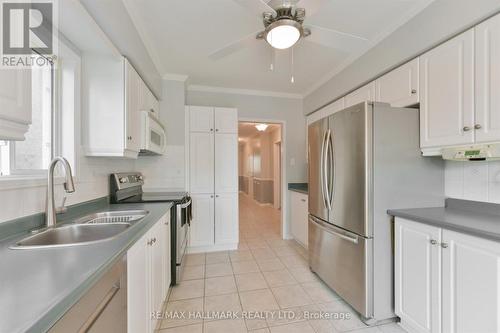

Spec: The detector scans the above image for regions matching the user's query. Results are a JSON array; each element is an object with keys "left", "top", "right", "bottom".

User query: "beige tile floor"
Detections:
[{"left": 157, "top": 194, "right": 406, "bottom": 333}]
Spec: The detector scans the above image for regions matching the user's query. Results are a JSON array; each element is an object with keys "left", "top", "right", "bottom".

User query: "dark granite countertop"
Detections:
[
  {"left": 388, "top": 198, "right": 500, "bottom": 242},
  {"left": 288, "top": 183, "right": 308, "bottom": 194},
  {"left": 0, "top": 198, "right": 173, "bottom": 333}
]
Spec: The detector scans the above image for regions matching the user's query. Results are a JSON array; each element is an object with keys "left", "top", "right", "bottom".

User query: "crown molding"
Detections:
[
  {"left": 187, "top": 84, "right": 303, "bottom": 99},
  {"left": 163, "top": 73, "right": 189, "bottom": 82}
]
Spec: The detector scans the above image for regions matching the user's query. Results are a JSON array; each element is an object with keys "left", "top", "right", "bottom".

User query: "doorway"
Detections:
[{"left": 238, "top": 121, "right": 283, "bottom": 240}]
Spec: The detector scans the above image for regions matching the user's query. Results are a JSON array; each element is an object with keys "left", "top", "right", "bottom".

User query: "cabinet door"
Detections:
[
  {"left": 0, "top": 68, "right": 32, "bottom": 140},
  {"left": 162, "top": 213, "right": 171, "bottom": 299},
  {"left": 290, "top": 192, "right": 308, "bottom": 247},
  {"left": 150, "top": 222, "right": 164, "bottom": 330},
  {"left": 189, "top": 106, "right": 214, "bottom": 133},
  {"left": 419, "top": 29, "right": 475, "bottom": 148},
  {"left": 125, "top": 61, "right": 141, "bottom": 152},
  {"left": 215, "top": 133, "right": 238, "bottom": 193},
  {"left": 190, "top": 132, "right": 214, "bottom": 193},
  {"left": 344, "top": 82, "right": 375, "bottom": 108},
  {"left": 442, "top": 230, "right": 500, "bottom": 333},
  {"left": 376, "top": 58, "right": 419, "bottom": 107},
  {"left": 394, "top": 218, "right": 441, "bottom": 333},
  {"left": 127, "top": 233, "right": 150, "bottom": 333},
  {"left": 215, "top": 193, "right": 239, "bottom": 244},
  {"left": 190, "top": 194, "right": 215, "bottom": 247},
  {"left": 214, "top": 107, "right": 238, "bottom": 133},
  {"left": 475, "top": 14, "right": 500, "bottom": 143}
]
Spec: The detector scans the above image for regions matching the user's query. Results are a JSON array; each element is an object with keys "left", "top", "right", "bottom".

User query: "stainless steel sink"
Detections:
[
  {"left": 11, "top": 223, "right": 131, "bottom": 249},
  {"left": 73, "top": 210, "right": 149, "bottom": 225}
]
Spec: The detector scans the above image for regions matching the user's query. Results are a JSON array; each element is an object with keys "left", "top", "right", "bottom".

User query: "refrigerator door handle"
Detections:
[
  {"left": 324, "top": 129, "right": 333, "bottom": 211},
  {"left": 320, "top": 130, "right": 328, "bottom": 209},
  {"left": 327, "top": 129, "right": 334, "bottom": 209},
  {"left": 309, "top": 215, "right": 359, "bottom": 244}
]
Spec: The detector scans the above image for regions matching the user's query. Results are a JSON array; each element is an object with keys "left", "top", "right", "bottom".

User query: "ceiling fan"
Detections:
[{"left": 209, "top": 0, "right": 368, "bottom": 60}]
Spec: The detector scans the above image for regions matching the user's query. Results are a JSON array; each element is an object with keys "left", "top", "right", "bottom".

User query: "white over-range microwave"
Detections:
[{"left": 140, "top": 110, "right": 166, "bottom": 155}]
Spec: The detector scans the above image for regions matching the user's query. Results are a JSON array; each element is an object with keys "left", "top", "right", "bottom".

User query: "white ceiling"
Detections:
[{"left": 123, "top": 0, "right": 434, "bottom": 96}]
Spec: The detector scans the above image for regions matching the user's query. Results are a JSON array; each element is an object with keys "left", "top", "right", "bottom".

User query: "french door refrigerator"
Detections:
[{"left": 308, "top": 102, "right": 443, "bottom": 322}]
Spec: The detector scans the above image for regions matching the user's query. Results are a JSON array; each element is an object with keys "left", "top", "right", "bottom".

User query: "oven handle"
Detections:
[{"left": 177, "top": 199, "right": 192, "bottom": 209}]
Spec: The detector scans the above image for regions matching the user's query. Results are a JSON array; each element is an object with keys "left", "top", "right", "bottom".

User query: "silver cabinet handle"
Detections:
[
  {"left": 474, "top": 124, "right": 482, "bottom": 130},
  {"left": 430, "top": 239, "right": 438, "bottom": 245},
  {"left": 411, "top": 89, "right": 417, "bottom": 95},
  {"left": 463, "top": 126, "right": 471, "bottom": 132},
  {"left": 441, "top": 242, "right": 449, "bottom": 248}
]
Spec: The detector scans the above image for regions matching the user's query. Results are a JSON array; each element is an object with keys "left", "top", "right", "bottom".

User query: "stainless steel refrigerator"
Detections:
[{"left": 308, "top": 102, "right": 443, "bottom": 322}]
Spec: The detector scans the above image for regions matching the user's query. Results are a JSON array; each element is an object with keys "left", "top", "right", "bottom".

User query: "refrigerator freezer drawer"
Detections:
[{"left": 308, "top": 215, "right": 373, "bottom": 318}]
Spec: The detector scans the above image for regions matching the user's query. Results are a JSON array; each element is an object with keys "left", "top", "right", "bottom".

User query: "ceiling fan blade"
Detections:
[
  {"left": 232, "top": 0, "right": 276, "bottom": 18},
  {"left": 304, "top": 24, "right": 368, "bottom": 53},
  {"left": 208, "top": 31, "right": 263, "bottom": 61},
  {"left": 294, "top": 0, "right": 327, "bottom": 17}
]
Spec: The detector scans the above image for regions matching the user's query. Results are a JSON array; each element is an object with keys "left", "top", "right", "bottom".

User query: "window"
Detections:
[{"left": 0, "top": 39, "right": 79, "bottom": 178}]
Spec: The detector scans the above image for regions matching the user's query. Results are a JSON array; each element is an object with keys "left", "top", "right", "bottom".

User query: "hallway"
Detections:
[{"left": 158, "top": 195, "right": 405, "bottom": 333}]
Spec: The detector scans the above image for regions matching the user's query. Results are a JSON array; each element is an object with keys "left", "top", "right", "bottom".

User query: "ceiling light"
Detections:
[
  {"left": 255, "top": 124, "right": 269, "bottom": 131},
  {"left": 265, "top": 19, "right": 301, "bottom": 50}
]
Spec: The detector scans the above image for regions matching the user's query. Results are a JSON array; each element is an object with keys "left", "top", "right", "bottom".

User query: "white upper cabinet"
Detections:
[
  {"left": 189, "top": 106, "right": 214, "bottom": 133},
  {"left": 0, "top": 68, "right": 32, "bottom": 140},
  {"left": 376, "top": 58, "right": 419, "bottom": 107},
  {"left": 344, "top": 82, "right": 376, "bottom": 108},
  {"left": 307, "top": 98, "right": 345, "bottom": 125},
  {"left": 395, "top": 218, "right": 442, "bottom": 333},
  {"left": 215, "top": 133, "right": 238, "bottom": 193},
  {"left": 189, "top": 132, "right": 214, "bottom": 193},
  {"left": 214, "top": 107, "right": 238, "bottom": 133},
  {"left": 441, "top": 229, "right": 500, "bottom": 333},
  {"left": 419, "top": 29, "right": 475, "bottom": 150},
  {"left": 85, "top": 56, "right": 157, "bottom": 158},
  {"left": 475, "top": 13, "right": 500, "bottom": 144}
]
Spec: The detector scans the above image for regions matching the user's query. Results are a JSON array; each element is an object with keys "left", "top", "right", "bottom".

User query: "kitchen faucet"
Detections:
[{"left": 46, "top": 157, "right": 75, "bottom": 228}]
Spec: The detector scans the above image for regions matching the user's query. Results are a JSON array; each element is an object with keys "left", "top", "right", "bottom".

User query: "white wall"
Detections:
[{"left": 445, "top": 161, "right": 500, "bottom": 203}]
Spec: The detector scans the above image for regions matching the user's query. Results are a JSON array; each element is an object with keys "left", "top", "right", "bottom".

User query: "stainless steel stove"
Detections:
[{"left": 110, "top": 172, "right": 191, "bottom": 285}]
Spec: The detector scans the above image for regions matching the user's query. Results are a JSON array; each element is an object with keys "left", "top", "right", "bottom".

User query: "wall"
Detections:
[
  {"left": 304, "top": 0, "right": 500, "bottom": 114},
  {"left": 445, "top": 161, "right": 500, "bottom": 203}
]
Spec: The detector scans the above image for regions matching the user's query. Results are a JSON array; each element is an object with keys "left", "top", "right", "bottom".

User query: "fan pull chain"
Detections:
[
  {"left": 270, "top": 47, "right": 275, "bottom": 71},
  {"left": 290, "top": 46, "right": 295, "bottom": 83}
]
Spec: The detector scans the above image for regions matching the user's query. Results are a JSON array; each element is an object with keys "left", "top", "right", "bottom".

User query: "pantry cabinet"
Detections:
[
  {"left": 128, "top": 212, "right": 171, "bottom": 333},
  {"left": 419, "top": 29, "right": 475, "bottom": 150},
  {"left": 187, "top": 105, "right": 239, "bottom": 251},
  {"left": 290, "top": 191, "right": 308, "bottom": 248},
  {"left": 189, "top": 193, "right": 215, "bottom": 247},
  {"left": 344, "top": 82, "right": 376, "bottom": 108},
  {"left": 0, "top": 68, "right": 32, "bottom": 140},
  {"left": 376, "top": 58, "right": 419, "bottom": 107},
  {"left": 395, "top": 217, "right": 500, "bottom": 333},
  {"left": 475, "top": 13, "right": 500, "bottom": 144}
]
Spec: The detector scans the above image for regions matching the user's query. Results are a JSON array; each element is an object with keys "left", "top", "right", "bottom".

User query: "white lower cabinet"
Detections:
[
  {"left": 128, "top": 212, "right": 171, "bottom": 333},
  {"left": 189, "top": 194, "right": 215, "bottom": 247},
  {"left": 395, "top": 217, "right": 500, "bottom": 333},
  {"left": 215, "top": 193, "right": 239, "bottom": 244},
  {"left": 290, "top": 191, "right": 308, "bottom": 247}
]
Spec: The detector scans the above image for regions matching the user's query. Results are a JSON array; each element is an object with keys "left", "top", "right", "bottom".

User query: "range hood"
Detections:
[{"left": 442, "top": 144, "right": 500, "bottom": 161}]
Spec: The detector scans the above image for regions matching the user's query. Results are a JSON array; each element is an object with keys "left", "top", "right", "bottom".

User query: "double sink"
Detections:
[{"left": 11, "top": 210, "right": 149, "bottom": 249}]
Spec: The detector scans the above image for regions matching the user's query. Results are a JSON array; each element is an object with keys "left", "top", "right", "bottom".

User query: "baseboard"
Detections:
[{"left": 187, "top": 243, "right": 238, "bottom": 253}]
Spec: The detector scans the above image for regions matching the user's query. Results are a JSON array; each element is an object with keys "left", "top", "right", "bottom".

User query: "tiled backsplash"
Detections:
[{"left": 445, "top": 160, "right": 500, "bottom": 203}]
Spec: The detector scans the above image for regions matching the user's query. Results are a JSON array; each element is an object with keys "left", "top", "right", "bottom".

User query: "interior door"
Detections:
[
  {"left": 307, "top": 118, "right": 328, "bottom": 222},
  {"left": 328, "top": 103, "right": 369, "bottom": 237}
]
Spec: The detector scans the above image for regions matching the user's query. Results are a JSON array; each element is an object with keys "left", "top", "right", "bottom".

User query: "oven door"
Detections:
[{"left": 141, "top": 111, "right": 166, "bottom": 155}]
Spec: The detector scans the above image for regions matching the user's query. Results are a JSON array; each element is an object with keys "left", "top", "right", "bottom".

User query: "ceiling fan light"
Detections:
[
  {"left": 265, "top": 20, "right": 301, "bottom": 49},
  {"left": 255, "top": 123, "right": 269, "bottom": 131}
]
